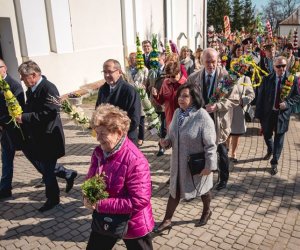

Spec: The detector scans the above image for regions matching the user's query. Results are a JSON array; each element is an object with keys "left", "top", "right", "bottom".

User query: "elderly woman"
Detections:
[
  {"left": 154, "top": 82, "right": 218, "bottom": 234},
  {"left": 85, "top": 104, "right": 154, "bottom": 250},
  {"left": 151, "top": 60, "right": 187, "bottom": 129},
  {"left": 179, "top": 46, "right": 195, "bottom": 76}
]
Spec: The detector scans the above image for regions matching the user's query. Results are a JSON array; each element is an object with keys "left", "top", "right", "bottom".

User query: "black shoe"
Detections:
[
  {"left": 263, "top": 152, "right": 272, "bottom": 160},
  {"left": 38, "top": 199, "right": 60, "bottom": 212},
  {"left": 153, "top": 221, "right": 172, "bottom": 234},
  {"left": 216, "top": 181, "right": 227, "bottom": 190},
  {"left": 230, "top": 157, "right": 238, "bottom": 163},
  {"left": 156, "top": 148, "right": 165, "bottom": 157},
  {"left": 34, "top": 179, "right": 45, "bottom": 188},
  {"left": 66, "top": 171, "right": 78, "bottom": 193},
  {"left": 195, "top": 210, "right": 212, "bottom": 227},
  {"left": 270, "top": 164, "right": 278, "bottom": 176},
  {"left": 0, "top": 189, "right": 12, "bottom": 200}
]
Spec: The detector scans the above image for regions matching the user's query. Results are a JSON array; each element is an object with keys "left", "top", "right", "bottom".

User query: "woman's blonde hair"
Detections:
[{"left": 91, "top": 104, "right": 130, "bottom": 134}]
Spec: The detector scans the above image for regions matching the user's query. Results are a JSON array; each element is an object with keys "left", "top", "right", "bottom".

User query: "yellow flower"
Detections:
[
  {"left": 4, "top": 90, "right": 14, "bottom": 99},
  {"left": 288, "top": 75, "right": 294, "bottom": 82}
]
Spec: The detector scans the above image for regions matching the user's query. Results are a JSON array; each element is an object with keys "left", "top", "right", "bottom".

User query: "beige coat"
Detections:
[
  {"left": 231, "top": 76, "right": 255, "bottom": 134},
  {"left": 187, "top": 66, "right": 240, "bottom": 144}
]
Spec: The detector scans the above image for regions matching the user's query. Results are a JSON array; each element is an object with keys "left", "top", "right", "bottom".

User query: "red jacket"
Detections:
[
  {"left": 86, "top": 137, "right": 154, "bottom": 239},
  {"left": 153, "top": 75, "right": 187, "bottom": 128}
]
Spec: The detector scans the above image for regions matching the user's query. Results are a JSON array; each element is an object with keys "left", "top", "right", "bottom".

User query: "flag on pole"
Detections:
[
  {"left": 266, "top": 20, "right": 273, "bottom": 42},
  {"left": 293, "top": 29, "right": 298, "bottom": 53},
  {"left": 224, "top": 16, "right": 231, "bottom": 39}
]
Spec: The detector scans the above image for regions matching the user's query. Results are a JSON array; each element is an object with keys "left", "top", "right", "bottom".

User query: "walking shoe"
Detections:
[
  {"left": 38, "top": 199, "right": 60, "bottom": 212},
  {"left": 66, "top": 171, "right": 78, "bottom": 193},
  {"left": 215, "top": 181, "right": 227, "bottom": 190},
  {"left": 270, "top": 164, "right": 278, "bottom": 176},
  {"left": 0, "top": 189, "right": 12, "bottom": 200}
]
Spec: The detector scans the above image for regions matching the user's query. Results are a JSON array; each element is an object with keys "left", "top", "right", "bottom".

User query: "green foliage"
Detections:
[
  {"left": 207, "top": 0, "right": 231, "bottom": 32},
  {"left": 242, "top": 0, "right": 255, "bottom": 33},
  {"left": 231, "top": 0, "right": 243, "bottom": 31},
  {"left": 81, "top": 174, "right": 109, "bottom": 204}
]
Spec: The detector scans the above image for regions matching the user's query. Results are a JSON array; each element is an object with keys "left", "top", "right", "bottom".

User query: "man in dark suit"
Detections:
[
  {"left": 142, "top": 40, "right": 152, "bottom": 69},
  {"left": 0, "top": 59, "right": 25, "bottom": 199},
  {"left": 96, "top": 59, "right": 141, "bottom": 144},
  {"left": 256, "top": 56, "right": 300, "bottom": 175},
  {"left": 15, "top": 60, "right": 70, "bottom": 211}
]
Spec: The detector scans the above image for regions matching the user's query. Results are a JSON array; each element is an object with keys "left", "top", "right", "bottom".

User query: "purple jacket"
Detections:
[{"left": 86, "top": 137, "right": 154, "bottom": 239}]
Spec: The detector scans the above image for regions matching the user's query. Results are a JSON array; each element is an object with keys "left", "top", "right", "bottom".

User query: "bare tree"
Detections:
[{"left": 262, "top": 0, "right": 300, "bottom": 32}]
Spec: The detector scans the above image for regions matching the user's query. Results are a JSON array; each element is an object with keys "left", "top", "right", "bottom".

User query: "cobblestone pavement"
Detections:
[{"left": 0, "top": 105, "right": 300, "bottom": 250}]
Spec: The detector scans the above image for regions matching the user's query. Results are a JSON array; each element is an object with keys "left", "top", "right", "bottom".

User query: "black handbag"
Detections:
[
  {"left": 244, "top": 104, "right": 255, "bottom": 122},
  {"left": 91, "top": 211, "right": 130, "bottom": 238},
  {"left": 188, "top": 152, "right": 205, "bottom": 175}
]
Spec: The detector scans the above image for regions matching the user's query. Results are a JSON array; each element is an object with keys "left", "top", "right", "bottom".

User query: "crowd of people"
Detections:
[{"left": 1, "top": 30, "right": 300, "bottom": 249}]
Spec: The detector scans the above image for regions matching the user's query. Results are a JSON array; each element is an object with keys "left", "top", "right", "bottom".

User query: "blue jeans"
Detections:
[{"left": 0, "top": 134, "right": 15, "bottom": 191}]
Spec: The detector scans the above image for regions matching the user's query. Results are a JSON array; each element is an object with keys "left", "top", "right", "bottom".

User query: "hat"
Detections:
[
  {"left": 263, "top": 43, "right": 275, "bottom": 50},
  {"left": 242, "top": 37, "right": 253, "bottom": 45}
]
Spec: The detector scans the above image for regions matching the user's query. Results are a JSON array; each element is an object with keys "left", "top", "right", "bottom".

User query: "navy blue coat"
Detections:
[
  {"left": 21, "top": 77, "right": 65, "bottom": 160},
  {"left": 96, "top": 77, "right": 141, "bottom": 142},
  {"left": 255, "top": 73, "right": 300, "bottom": 134}
]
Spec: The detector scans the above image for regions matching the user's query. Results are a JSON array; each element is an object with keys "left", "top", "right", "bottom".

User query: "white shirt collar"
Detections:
[{"left": 31, "top": 76, "right": 43, "bottom": 92}]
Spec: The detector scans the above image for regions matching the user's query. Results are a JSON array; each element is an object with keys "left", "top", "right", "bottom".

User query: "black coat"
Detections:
[
  {"left": 255, "top": 73, "right": 300, "bottom": 134},
  {"left": 0, "top": 74, "right": 25, "bottom": 150},
  {"left": 96, "top": 78, "right": 141, "bottom": 141},
  {"left": 21, "top": 77, "right": 65, "bottom": 160}
]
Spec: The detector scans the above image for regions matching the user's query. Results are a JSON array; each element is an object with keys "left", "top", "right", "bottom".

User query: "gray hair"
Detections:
[
  {"left": 103, "top": 59, "right": 122, "bottom": 70},
  {"left": 201, "top": 48, "right": 219, "bottom": 64},
  {"left": 18, "top": 60, "right": 41, "bottom": 75}
]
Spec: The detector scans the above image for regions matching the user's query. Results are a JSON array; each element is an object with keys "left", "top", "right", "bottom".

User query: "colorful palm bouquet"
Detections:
[
  {"left": 81, "top": 173, "right": 109, "bottom": 204},
  {"left": 281, "top": 75, "right": 294, "bottom": 100},
  {"left": 135, "top": 34, "right": 161, "bottom": 135},
  {"left": 209, "top": 74, "right": 237, "bottom": 104},
  {"left": 47, "top": 95, "right": 90, "bottom": 129},
  {"left": 0, "top": 75, "right": 23, "bottom": 129}
]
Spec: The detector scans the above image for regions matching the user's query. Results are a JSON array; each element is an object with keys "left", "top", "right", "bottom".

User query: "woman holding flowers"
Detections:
[{"left": 84, "top": 104, "right": 154, "bottom": 250}]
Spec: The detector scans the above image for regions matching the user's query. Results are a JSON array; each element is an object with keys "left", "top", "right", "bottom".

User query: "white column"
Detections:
[
  {"left": 14, "top": 0, "right": 50, "bottom": 56},
  {"left": 134, "top": 0, "right": 144, "bottom": 39},
  {"left": 203, "top": 0, "right": 207, "bottom": 49},
  {"left": 45, "top": 0, "right": 73, "bottom": 53},
  {"left": 165, "top": 0, "right": 173, "bottom": 40},
  {"left": 121, "top": 0, "right": 135, "bottom": 59},
  {"left": 187, "top": 0, "right": 193, "bottom": 48}
]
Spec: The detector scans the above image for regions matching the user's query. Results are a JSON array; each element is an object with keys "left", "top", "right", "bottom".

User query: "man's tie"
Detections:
[
  {"left": 206, "top": 74, "right": 212, "bottom": 98},
  {"left": 274, "top": 77, "right": 281, "bottom": 109}
]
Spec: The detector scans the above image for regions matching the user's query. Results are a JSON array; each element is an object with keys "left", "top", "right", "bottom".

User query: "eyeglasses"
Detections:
[
  {"left": 102, "top": 69, "right": 118, "bottom": 75},
  {"left": 275, "top": 64, "right": 286, "bottom": 69}
]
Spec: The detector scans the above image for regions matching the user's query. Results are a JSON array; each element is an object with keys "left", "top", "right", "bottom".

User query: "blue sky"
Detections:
[{"left": 251, "top": 0, "right": 264, "bottom": 12}]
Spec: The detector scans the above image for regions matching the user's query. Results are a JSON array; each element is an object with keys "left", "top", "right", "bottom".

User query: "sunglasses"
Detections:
[{"left": 275, "top": 64, "right": 286, "bottom": 69}]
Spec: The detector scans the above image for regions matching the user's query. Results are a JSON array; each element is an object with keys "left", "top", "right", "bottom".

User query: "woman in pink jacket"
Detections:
[{"left": 84, "top": 104, "right": 154, "bottom": 250}]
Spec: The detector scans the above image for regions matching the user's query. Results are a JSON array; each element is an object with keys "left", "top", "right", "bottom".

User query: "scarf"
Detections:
[{"left": 178, "top": 105, "right": 196, "bottom": 127}]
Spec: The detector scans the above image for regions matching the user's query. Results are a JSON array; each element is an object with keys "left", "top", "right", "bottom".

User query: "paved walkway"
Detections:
[{"left": 0, "top": 105, "right": 300, "bottom": 250}]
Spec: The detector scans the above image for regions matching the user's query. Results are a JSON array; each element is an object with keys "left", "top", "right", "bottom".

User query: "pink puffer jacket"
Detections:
[{"left": 86, "top": 137, "right": 154, "bottom": 239}]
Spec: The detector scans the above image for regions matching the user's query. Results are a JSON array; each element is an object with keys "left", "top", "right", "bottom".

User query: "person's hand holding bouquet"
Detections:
[{"left": 81, "top": 173, "right": 109, "bottom": 211}]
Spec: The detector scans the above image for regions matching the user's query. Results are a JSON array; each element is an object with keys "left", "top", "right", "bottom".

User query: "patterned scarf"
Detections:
[
  {"left": 178, "top": 105, "right": 196, "bottom": 127},
  {"left": 103, "top": 135, "right": 126, "bottom": 159}
]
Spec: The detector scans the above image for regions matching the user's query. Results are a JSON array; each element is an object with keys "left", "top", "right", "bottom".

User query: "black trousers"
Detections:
[
  {"left": 86, "top": 231, "right": 153, "bottom": 250},
  {"left": 138, "top": 116, "right": 145, "bottom": 141},
  {"left": 23, "top": 150, "right": 59, "bottom": 202},
  {"left": 157, "top": 112, "right": 167, "bottom": 138},
  {"left": 217, "top": 143, "right": 229, "bottom": 182},
  {"left": 263, "top": 111, "right": 285, "bottom": 165}
]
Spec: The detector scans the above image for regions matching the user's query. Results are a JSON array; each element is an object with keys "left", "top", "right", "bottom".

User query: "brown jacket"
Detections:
[{"left": 186, "top": 66, "right": 240, "bottom": 144}]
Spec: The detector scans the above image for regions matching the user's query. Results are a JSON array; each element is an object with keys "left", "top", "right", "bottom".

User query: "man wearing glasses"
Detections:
[
  {"left": 256, "top": 56, "right": 300, "bottom": 175},
  {"left": 96, "top": 59, "right": 141, "bottom": 145}
]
